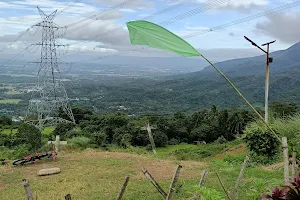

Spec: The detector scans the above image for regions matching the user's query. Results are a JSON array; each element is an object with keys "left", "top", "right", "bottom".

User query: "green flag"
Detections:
[
  {"left": 126, "top": 20, "right": 200, "bottom": 57},
  {"left": 126, "top": 20, "right": 279, "bottom": 140}
]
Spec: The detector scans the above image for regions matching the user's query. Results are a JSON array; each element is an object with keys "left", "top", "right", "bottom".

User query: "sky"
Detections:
[{"left": 0, "top": 0, "right": 299, "bottom": 64}]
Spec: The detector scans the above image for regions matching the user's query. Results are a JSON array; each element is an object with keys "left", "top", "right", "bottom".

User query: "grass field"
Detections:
[
  {"left": 0, "top": 99, "right": 21, "bottom": 104},
  {"left": 0, "top": 143, "right": 284, "bottom": 200}
]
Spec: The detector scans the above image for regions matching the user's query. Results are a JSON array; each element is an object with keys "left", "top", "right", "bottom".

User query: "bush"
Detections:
[
  {"left": 52, "top": 123, "right": 76, "bottom": 140},
  {"left": 168, "top": 138, "right": 180, "bottom": 145},
  {"left": 153, "top": 131, "right": 168, "bottom": 147},
  {"left": 17, "top": 123, "right": 42, "bottom": 151},
  {"left": 244, "top": 121, "right": 280, "bottom": 158},
  {"left": 68, "top": 137, "right": 92, "bottom": 149},
  {"left": 91, "top": 132, "right": 107, "bottom": 147},
  {"left": 187, "top": 186, "right": 225, "bottom": 200},
  {"left": 0, "top": 145, "right": 30, "bottom": 160},
  {"left": 215, "top": 136, "right": 227, "bottom": 144}
]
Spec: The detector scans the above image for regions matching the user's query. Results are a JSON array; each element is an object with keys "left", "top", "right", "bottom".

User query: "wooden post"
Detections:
[
  {"left": 22, "top": 179, "right": 33, "bottom": 200},
  {"left": 48, "top": 135, "right": 67, "bottom": 153},
  {"left": 65, "top": 194, "right": 72, "bottom": 200},
  {"left": 216, "top": 173, "right": 232, "bottom": 200},
  {"left": 55, "top": 135, "right": 60, "bottom": 152},
  {"left": 231, "top": 156, "right": 249, "bottom": 200},
  {"left": 282, "top": 137, "right": 289, "bottom": 185},
  {"left": 199, "top": 170, "right": 208, "bottom": 187},
  {"left": 142, "top": 167, "right": 167, "bottom": 198},
  {"left": 116, "top": 176, "right": 130, "bottom": 200},
  {"left": 292, "top": 152, "right": 296, "bottom": 179},
  {"left": 141, "top": 122, "right": 157, "bottom": 154},
  {"left": 166, "top": 165, "right": 182, "bottom": 200}
]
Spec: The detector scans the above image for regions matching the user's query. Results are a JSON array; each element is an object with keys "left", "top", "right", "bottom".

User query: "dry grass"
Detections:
[{"left": 0, "top": 151, "right": 206, "bottom": 200}]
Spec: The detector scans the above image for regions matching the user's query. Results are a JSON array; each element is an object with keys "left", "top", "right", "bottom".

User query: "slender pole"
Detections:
[
  {"left": 265, "top": 44, "right": 270, "bottom": 122},
  {"left": 142, "top": 167, "right": 167, "bottom": 198},
  {"left": 292, "top": 152, "right": 296, "bottom": 179},
  {"left": 116, "top": 176, "right": 130, "bottom": 200},
  {"left": 166, "top": 165, "right": 182, "bottom": 200},
  {"left": 22, "top": 179, "right": 33, "bottom": 200},
  {"left": 231, "top": 156, "right": 249, "bottom": 200},
  {"left": 282, "top": 137, "right": 289, "bottom": 185},
  {"left": 216, "top": 173, "right": 232, "bottom": 200}
]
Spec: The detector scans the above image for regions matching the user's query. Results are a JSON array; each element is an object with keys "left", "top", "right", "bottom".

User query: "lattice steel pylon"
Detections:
[{"left": 25, "top": 7, "right": 75, "bottom": 130}]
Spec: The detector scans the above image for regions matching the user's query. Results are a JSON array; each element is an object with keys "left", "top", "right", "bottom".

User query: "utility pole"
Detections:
[
  {"left": 25, "top": 7, "right": 75, "bottom": 130},
  {"left": 244, "top": 36, "right": 276, "bottom": 122}
]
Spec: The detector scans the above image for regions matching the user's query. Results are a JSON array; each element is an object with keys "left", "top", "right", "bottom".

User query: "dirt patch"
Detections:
[
  {"left": 262, "top": 162, "right": 283, "bottom": 171},
  {"left": 136, "top": 160, "right": 206, "bottom": 180},
  {"left": 66, "top": 151, "right": 142, "bottom": 161},
  {"left": 0, "top": 182, "right": 8, "bottom": 191},
  {"left": 214, "top": 144, "right": 246, "bottom": 159}
]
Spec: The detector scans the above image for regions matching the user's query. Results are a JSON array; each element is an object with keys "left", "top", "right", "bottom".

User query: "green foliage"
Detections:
[
  {"left": 0, "top": 145, "right": 30, "bottom": 160},
  {"left": 16, "top": 123, "right": 41, "bottom": 151},
  {"left": 0, "top": 115, "right": 12, "bottom": 126},
  {"left": 244, "top": 121, "right": 280, "bottom": 158},
  {"left": 270, "top": 101, "right": 298, "bottom": 118},
  {"left": 53, "top": 123, "right": 76, "bottom": 140},
  {"left": 68, "top": 137, "right": 92, "bottom": 149},
  {"left": 187, "top": 186, "right": 225, "bottom": 200},
  {"left": 153, "top": 131, "right": 168, "bottom": 147},
  {"left": 223, "top": 154, "right": 246, "bottom": 165},
  {"left": 91, "top": 132, "right": 107, "bottom": 147}
]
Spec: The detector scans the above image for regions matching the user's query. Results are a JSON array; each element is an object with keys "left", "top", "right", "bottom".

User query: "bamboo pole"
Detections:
[
  {"left": 292, "top": 152, "right": 296, "bottom": 179},
  {"left": 216, "top": 173, "right": 232, "bottom": 200},
  {"left": 142, "top": 167, "right": 167, "bottom": 198},
  {"left": 231, "top": 156, "right": 249, "bottom": 200},
  {"left": 199, "top": 170, "right": 208, "bottom": 187},
  {"left": 166, "top": 165, "right": 182, "bottom": 200},
  {"left": 116, "top": 176, "right": 130, "bottom": 200}
]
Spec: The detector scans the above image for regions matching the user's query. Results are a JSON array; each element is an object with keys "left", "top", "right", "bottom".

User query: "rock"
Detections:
[{"left": 37, "top": 167, "right": 61, "bottom": 176}]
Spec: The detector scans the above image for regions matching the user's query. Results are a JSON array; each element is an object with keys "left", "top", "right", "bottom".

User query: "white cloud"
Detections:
[
  {"left": 68, "top": 45, "right": 118, "bottom": 53},
  {"left": 91, "top": 0, "right": 153, "bottom": 9},
  {"left": 255, "top": 11, "right": 300, "bottom": 44},
  {"left": 168, "top": 0, "right": 269, "bottom": 12}
]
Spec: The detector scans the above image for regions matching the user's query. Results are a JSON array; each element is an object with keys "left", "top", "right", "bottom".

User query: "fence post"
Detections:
[
  {"left": 282, "top": 137, "right": 289, "bottom": 185},
  {"left": 22, "top": 179, "right": 33, "bottom": 200},
  {"left": 142, "top": 167, "right": 167, "bottom": 198},
  {"left": 116, "top": 176, "right": 130, "bottom": 200},
  {"left": 166, "top": 165, "right": 182, "bottom": 200},
  {"left": 65, "top": 194, "right": 72, "bottom": 200},
  {"left": 199, "top": 170, "right": 208, "bottom": 187},
  {"left": 231, "top": 156, "right": 249, "bottom": 200},
  {"left": 292, "top": 152, "right": 296, "bottom": 179},
  {"left": 55, "top": 135, "right": 60, "bottom": 152}
]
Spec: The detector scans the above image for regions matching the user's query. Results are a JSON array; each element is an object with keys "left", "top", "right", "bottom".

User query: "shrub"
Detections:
[
  {"left": 153, "top": 131, "right": 168, "bottom": 147},
  {"left": 52, "top": 123, "right": 76, "bottom": 140},
  {"left": 91, "top": 132, "right": 107, "bottom": 147},
  {"left": 215, "top": 136, "right": 227, "bottom": 144},
  {"left": 68, "top": 137, "right": 92, "bottom": 149},
  {"left": 187, "top": 186, "right": 225, "bottom": 200},
  {"left": 168, "top": 138, "right": 180, "bottom": 145},
  {"left": 17, "top": 123, "right": 42, "bottom": 151},
  {"left": 244, "top": 121, "right": 280, "bottom": 158}
]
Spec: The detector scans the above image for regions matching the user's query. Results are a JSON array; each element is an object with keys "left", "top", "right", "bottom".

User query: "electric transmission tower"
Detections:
[{"left": 25, "top": 7, "right": 75, "bottom": 130}]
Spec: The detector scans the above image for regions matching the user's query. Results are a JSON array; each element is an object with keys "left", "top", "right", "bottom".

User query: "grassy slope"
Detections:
[{"left": 0, "top": 142, "right": 284, "bottom": 200}]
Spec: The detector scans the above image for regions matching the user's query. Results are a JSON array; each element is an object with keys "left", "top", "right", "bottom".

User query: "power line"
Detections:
[
  {"left": 76, "top": 0, "right": 300, "bottom": 64},
  {"left": 64, "top": 0, "right": 229, "bottom": 60},
  {"left": 0, "top": 0, "right": 80, "bottom": 54}
]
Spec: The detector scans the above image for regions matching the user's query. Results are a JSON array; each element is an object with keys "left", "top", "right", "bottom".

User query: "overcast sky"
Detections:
[{"left": 0, "top": 0, "right": 299, "bottom": 64}]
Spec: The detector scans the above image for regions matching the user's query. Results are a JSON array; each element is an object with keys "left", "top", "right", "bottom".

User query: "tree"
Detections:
[
  {"left": 53, "top": 123, "right": 76, "bottom": 140},
  {"left": 270, "top": 102, "right": 298, "bottom": 118},
  {"left": 0, "top": 116, "right": 12, "bottom": 126},
  {"left": 17, "top": 123, "right": 42, "bottom": 151}
]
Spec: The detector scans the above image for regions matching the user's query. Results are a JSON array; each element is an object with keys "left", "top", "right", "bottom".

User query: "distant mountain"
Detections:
[{"left": 193, "top": 42, "right": 300, "bottom": 77}]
